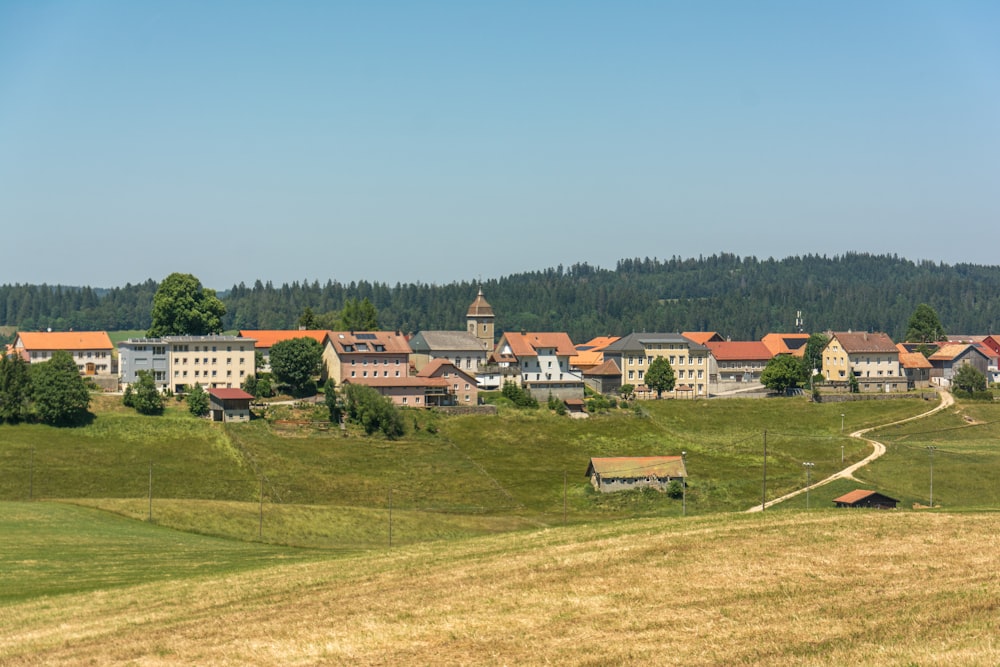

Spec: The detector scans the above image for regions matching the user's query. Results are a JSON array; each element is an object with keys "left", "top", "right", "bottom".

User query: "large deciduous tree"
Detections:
[
  {"left": 30, "top": 350, "right": 91, "bottom": 425},
  {"left": 147, "top": 273, "right": 226, "bottom": 337},
  {"left": 953, "top": 364, "right": 987, "bottom": 394},
  {"left": 905, "top": 303, "right": 947, "bottom": 344},
  {"left": 803, "top": 333, "right": 829, "bottom": 374},
  {"left": 186, "top": 383, "right": 209, "bottom": 417},
  {"left": 268, "top": 337, "right": 324, "bottom": 395},
  {"left": 343, "top": 383, "right": 404, "bottom": 438},
  {"left": 644, "top": 356, "right": 676, "bottom": 398},
  {"left": 760, "top": 354, "right": 808, "bottom": 395},
  {"left": 0, "top": 354, "right": 33, "bottom": 423}
]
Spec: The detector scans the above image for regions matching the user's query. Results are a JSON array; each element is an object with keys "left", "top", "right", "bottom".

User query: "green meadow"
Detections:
[{"left": 2, "top": 391, "right": 992, "bottom": 549}]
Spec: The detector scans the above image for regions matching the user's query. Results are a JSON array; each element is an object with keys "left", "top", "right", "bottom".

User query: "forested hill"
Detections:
[{"left": 1, "top": 253, "right": 998, "bottom": 342}]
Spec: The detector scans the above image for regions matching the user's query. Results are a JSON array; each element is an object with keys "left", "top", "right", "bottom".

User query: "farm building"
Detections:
[
  {"left": 832, "top": 489, "right": 899, "bottom": 509},
  {"left": 586, "top": 456, "right": 687, "bottom": 493},
  {"left": 207, "top": 388, "right": 255, "bottom": 423}
]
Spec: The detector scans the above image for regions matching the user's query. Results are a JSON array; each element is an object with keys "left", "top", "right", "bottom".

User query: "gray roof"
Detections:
[
  {"left": 161, "top": 335, "right": 250, "bottom": 343},
  {"left": 409, "top": 330, "right": 489, "bottom": 353},
  {"left": 602, "top": 332, "right": 709, "bottom": 353}
]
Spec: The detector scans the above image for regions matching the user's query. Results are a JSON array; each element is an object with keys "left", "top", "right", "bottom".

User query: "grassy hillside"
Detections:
[
  {"left": 3, "top": 503, "right": 998, "bottom": 665},
  {"left": 2, "top": 392, "right": 976, "bottom": 548}
]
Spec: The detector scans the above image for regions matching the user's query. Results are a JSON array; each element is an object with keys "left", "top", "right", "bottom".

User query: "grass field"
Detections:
[
  {"left": 1, "top": 392, "right": 985, "bottom": 548},
  {"left": 2, "top": 501, "right": 998, "bottom": 665}
]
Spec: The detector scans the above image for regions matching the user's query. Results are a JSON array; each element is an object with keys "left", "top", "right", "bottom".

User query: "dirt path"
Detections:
[{"left": 745, "top": 390, "right": 954, "bottom": 513}]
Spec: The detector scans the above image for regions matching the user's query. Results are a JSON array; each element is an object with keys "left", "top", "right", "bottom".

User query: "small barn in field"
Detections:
[
  {"left": 586, "top": 456, "right": 687, "bottom": 493},
  {"left": 832, "top": 489, "right": 899, "bottom": 509},
  {"left": 207, "top": 388, "right": 255, "bottom": 423}
]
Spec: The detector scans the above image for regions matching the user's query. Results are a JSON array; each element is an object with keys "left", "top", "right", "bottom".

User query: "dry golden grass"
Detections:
[{"left": 3, "top": 511, "right": 1000, "bottom": 666}]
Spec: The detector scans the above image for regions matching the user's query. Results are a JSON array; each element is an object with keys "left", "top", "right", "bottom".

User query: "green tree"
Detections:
[
  {"left": 0, "top": 354, "right": 33, "bottom": 423},
  {"left": 905, "top": 303, "right": 947, "bottom": 343},
  {"left": 953, "top": 364, "right": 987, "bottom": 394},
  {"left": 131, "top": 370, "right": 164, "bottom": 415},
  {"left": 298, "top": 306, "right": 317, "bottom": 329},
  {"left": 337, "top": 297, "right": 379, "bottom": 331},
  {"left": 30, "top": 350, "right": 91, "bottom": 425},
  {"left": 760, "top": 354, "right": 808, "bottom": 394},
  {"left": 342, "top": 383, "right": 404, "bottom": 438},
  {"left": 148, "top": 273, "right": 226, "bottom": 337},
  {"left": 501, "top": 380, "right": 538, "bottom": 408},
  {"left": 644, "top": 356, "right": 676, "bottom": 398},
  {"left": 186, "top": 383, "right": 209, "bottom": 417},
  {"left": 618, "top": 384, "right": 635, "bottom": 400},
  {"left": 323, "top": 378, "right": 342, "bottom": 424},
  {"left": 803, "top": 333, "right": 829, "bottom": 374},
  {"left": 268, "top": 337, "right": 324, "bottom": 395}
]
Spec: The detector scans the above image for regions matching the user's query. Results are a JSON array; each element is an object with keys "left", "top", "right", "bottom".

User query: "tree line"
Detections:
[{"left": 3, "top": 253, "right": 1000, "bottom": 343}]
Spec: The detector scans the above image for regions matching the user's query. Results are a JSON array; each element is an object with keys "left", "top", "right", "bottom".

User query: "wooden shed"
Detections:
[
  {"left": 832, "top": 489, "right": 899, "bottom": 509},
  {"left": 207, "top": 388, "right": 255, "bottom": 423},
  {"left": 585, "top": 456, "right": 687, "bottom": 493}
]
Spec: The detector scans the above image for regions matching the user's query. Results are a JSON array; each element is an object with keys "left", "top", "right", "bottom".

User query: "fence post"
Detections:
[
  {"left": 388, "top": 488, "right": 393, "bottom": 549},
  {"left": 148, "top": 461, "right": 153, "bottom": 522},
  {"left": 259, "top": 476, "right": 264, "bottom": 539}
]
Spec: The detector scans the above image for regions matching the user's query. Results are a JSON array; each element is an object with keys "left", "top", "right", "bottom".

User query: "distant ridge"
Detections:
[{"left": 2, "top": 253, "right": 999, "bottom": 342}]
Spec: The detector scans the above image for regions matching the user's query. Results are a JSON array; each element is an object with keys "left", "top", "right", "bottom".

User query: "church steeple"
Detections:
[{"left": 466, "top": 288, "right": 495, "bottom": 349}]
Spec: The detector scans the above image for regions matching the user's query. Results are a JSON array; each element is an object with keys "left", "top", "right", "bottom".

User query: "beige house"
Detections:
[
  {"left": 601, "top": 333, "right": 711, "bottom": 398},
  {"left": 13, "top": 331, "right": 114, "bottom": 377},
  {"left": 324, "top": 331, "right": 412, "bottom": 385},
  {"left": 822, "top": 332, "right": 903, "bottom": 392},
  {"left": 165, "top": 335, "right": 256, "bottom": 392}
]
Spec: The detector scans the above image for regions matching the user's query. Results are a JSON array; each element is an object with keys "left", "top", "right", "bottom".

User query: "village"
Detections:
[{"left": 7, "top": 289, "right": 995, "bottom": 420}]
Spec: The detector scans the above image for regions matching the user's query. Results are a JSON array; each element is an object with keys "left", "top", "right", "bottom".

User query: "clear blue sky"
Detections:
[{"left": 2, "top": 1, "right": 999, "bottom": 290}]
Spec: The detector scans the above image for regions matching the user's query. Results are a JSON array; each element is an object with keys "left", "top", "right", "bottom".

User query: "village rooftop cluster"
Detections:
[{"left": 8, "top": 291, "right": 997, "bottom": 417}]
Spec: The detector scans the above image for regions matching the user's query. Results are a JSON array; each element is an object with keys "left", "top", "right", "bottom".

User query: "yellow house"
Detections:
[{"left": 822, "top": 331, "right": 903, "bottom": 392}]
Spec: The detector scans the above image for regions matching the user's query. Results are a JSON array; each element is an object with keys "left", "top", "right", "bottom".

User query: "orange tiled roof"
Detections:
[
  {"left": 897, "top": 351, "right": 933, "bottom": 369},
  {"left": 705, "top": 341, "right": 773, "bottom": 361},
  {"left": 832, "top": 332, "right": 898, "bottom": 354},
  {"left": 327, "top": 331, "right": 412, "bottom": 355},
  {"left": 208, "top": 388, "right": 255, "bottom": 400},
  {"left": 15, "top": 331, "right": 113, "bottom": 351},
  {"left": 583, "top": 359, "right": 622, "bottom": 376},
  {"left": 761, "top": 333, "right": 811, "bottom": 357},
  {"left": 833, "top": 489, "right": 882, "bottom": 504},
  {"left": 500, "top": 332, "right": 577, "bottom": 358},
  {"left": 682, "top": 332, "right": 723, "bottom": 345},
  {"left": 238, "top": 330, "right": 328, "bottom": 349},
  {"left": 928, "top": 343, "right": 977, "bottom": 362},
  {"left": 416, "top": 358, "right": 477, "bottom": 382}
]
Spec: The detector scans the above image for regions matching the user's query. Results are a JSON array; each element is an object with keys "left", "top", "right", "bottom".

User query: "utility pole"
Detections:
[
  {"left": 563, "top": 471, "right": 567, "bottom": 525},
  {"left": 803, "top": 462, "right": 815, "bottom": 509},
  {"left": 761, "top": 430, "right": 767, "bottom": 512},
  {"left": 681, "top": 451, "right": 687, "bottom": 517},
  {"left": 148, "top": 461, "right": 153, "bottom": 522},
  {"left": 927, "top": 446, "right": 936, "bottom": 508}
]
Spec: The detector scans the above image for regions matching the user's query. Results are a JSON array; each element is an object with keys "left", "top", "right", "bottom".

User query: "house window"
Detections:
[{"left": 402, "top": 397, "right": 408, "bottom": 404}]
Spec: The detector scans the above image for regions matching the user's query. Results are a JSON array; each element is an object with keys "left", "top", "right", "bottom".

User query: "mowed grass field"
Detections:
[{"left": 2, "top": 501, "right": 999, "bottom": 666}]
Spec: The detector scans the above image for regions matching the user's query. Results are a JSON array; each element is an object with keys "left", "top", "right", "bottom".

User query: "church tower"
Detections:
[{"left": 466, "top": 288, "right": 495, "bottom": 350}]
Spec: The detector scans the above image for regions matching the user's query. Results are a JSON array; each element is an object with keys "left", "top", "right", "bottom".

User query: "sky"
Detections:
[{"left": 1, "top": 1, "right": 999, "bottom": 290}]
